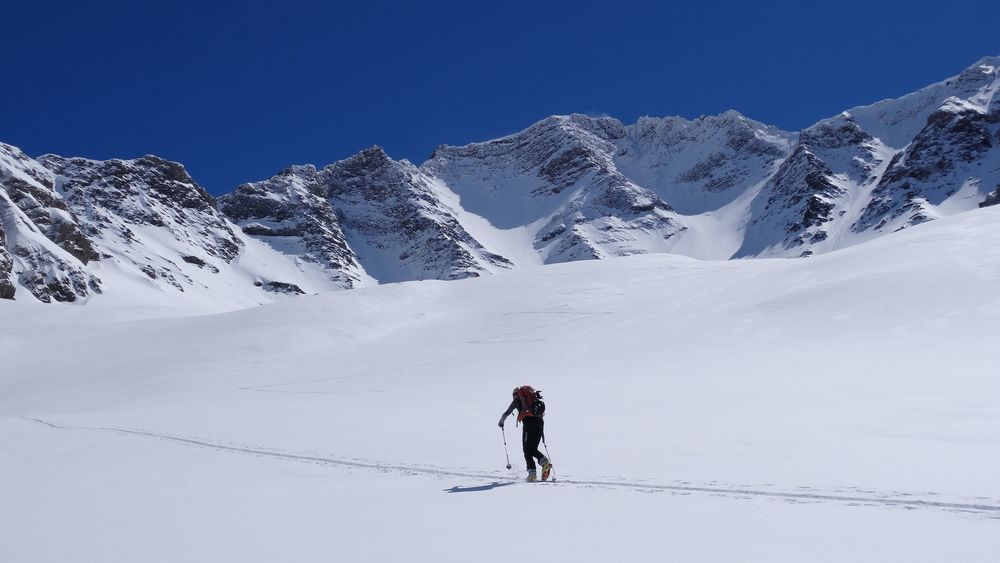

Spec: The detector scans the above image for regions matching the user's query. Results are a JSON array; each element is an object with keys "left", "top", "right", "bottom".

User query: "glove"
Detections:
[{"left": 498, "top": 418, "right": 505, "bottom": 428}]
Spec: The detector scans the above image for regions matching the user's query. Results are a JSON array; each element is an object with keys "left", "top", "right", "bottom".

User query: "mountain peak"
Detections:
[
  {"left": 276, "top": 164, "right": 318, "bottom": 179},
  {"left": 968, "top": 55, "right": 1000, "bottom": 74},
  {"left": 717, "top": 109, "right": 748, "bottom": 121},
  {"left": 340, "top": 145, "right": 392, "bottom": 168}
]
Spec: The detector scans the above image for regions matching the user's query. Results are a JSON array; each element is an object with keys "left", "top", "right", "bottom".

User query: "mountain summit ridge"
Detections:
[{"left": 2, "top": 56, "right": 999, "bottom": 306}]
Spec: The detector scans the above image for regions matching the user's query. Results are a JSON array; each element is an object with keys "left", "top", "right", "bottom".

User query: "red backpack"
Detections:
[{"left": 515, "top": 386, "right": 546, "bottom": 422}]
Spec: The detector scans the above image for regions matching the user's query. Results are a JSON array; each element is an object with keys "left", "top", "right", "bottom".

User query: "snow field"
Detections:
[{"left": 2, "top": 206, "right": 1000, "bottom": 561}]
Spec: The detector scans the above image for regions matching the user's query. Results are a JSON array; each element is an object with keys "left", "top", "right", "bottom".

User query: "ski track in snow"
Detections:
[{"left": 22, "top": 416, "right": 1000, "bottom": 518}]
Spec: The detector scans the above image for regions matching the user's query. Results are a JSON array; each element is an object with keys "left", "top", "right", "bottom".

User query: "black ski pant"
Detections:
[{"left": 521, "top": 416, "right": 546, "bottom": 471}]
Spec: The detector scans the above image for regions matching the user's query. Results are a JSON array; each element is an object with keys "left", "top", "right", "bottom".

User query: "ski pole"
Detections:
[
  {"left": 542, "top": 432, "right": 555, "bottom": 480},
  {"left": 501, "top": 427, "right": 512, "bottom": 469}
]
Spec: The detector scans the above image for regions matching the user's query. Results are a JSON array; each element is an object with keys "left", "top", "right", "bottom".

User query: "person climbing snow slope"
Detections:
[{"left": 498, "top": 386, "right": 552, "bottom": 482}]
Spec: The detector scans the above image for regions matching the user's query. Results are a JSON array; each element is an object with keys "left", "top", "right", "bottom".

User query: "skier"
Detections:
[{"left": 498, "top": 386, "right": 552, "bottom": 482}]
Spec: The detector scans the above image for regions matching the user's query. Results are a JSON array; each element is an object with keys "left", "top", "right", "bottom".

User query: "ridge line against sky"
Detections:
[{"left": 3, "top": 0, "right": 999, "bottom": 195}]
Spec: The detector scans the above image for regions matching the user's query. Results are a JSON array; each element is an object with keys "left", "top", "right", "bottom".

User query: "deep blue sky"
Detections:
[{"left": 4, "top": 1, "right": 998, "bottom": 195}]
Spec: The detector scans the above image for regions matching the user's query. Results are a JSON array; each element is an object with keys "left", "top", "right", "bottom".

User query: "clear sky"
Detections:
[{"left": 4, "top": 0, "right": 998, "bottom": 195}]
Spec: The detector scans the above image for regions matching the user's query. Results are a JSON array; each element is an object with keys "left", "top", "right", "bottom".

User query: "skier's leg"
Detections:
[
  {"left": 533, "top": 419, "right": 547, "bottom": 464},
  {"left": 524, "top": 418, "right": 543, "bottom": 469},
  {"left": 522, "top": 425, "right": 536, "bottom": 471}
]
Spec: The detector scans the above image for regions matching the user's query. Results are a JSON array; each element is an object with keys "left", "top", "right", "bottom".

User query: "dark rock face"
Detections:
[
  {"left": 39, "top": 154, "right": 242, "bottom": 264},
  {"left": 539, "top": 146, "right": 597, "bottom": 193},
  {"left": 0, "top": 172, "right": 99, "bottom": 264},
  {"left": 0, "top": 143, "right": 103, "bottom": 302},
  {"left": 219, "top": 165, "right": 363, "bottom": 288},
  {"left": 737, "top": 145, "right": 847, "bottom": 256},
  {"left": 857, "top": 100, "right": 1000, "bottom": 231},
  {"left": 0, "top": 143, "right": 99, "bottom": 264},
  {"left": 254, "top": 280, "right": 305, "bottom": 295},
  {"left": 13, "top": 244, "right": 101, "bottom": 303},
  {"left": 799, "top": 119, "right": 873, "bottom": 150},
  {"left": 980, "top": 185, "right": 1000, "bottom": 207},
  {"left": 0, "top": 223, "right": 14, "bottom": 299},
  {"left": 324, "top": 147, "right": 512, "bottom": 281},
  {"left": 780, "top": 148, "right": 843, "bottom": 227},
  {"left": 181, "top": 255, "right": 220, "bottom": 273},
  {"left": 735, "top": 109, "right": 895, "bottom": 257}
]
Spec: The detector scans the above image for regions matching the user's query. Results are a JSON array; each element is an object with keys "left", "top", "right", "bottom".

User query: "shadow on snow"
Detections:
[{"left": 444, "top": 482, "right": 516, "bottom": 493}]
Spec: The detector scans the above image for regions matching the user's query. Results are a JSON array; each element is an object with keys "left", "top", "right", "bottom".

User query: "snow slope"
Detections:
[{"left": 2, "top": 205, "right": 999, "bottom": 562}]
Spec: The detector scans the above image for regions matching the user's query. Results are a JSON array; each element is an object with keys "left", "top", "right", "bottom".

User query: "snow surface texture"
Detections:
[
  {"left": 2, "top": 206, "right": 1000, "bottom": 561},
  {"left": 3, "top": 57, "right": 1000, "bottom": 306}
]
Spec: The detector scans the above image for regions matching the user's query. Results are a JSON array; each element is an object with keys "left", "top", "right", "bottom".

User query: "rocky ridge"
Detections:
[
  {"left": 324, "top": 146, "right": 512, "bottom": 281},
  {"left": 0, "top": 143, "right": 101, "bottom": 302},
  {"left": 425, "top": 115, "right": 685, "bottom": 263},
  {"left": 219, "top": 164, "right": 364, "bottom": 289},
  {"left": 3, "top": 56, "right": 999, "bottom": 305}
]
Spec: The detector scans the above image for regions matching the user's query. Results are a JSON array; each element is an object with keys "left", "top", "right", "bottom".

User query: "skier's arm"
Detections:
[{"left": 498, "top": 397, "right": 518, "bottom": 427}]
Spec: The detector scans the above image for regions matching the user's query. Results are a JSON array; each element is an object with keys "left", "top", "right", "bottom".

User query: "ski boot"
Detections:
[
  {"left": 541, "top": 460, "right": 553, "bottom": 481},
  {"left": 526, "top": 469, "right": 538, "bottom": 482}
]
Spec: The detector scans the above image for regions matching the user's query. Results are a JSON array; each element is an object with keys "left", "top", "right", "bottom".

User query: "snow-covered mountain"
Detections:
[
  {"left": 613, "top": 111, "right": 794, "bottom": 214},
  {"left": 2, "top": 56, "right": 999, "bottom": 305},
  {"left": 0, "top": 143, "right": 101, "bottom": 303},
  {"left": 857, "top": 94, "right": 1000, "bottom": 231},
  {"left": 324, "top": 147, "right": 513, "bottom": 282},
  {"left": 0, "top": 147, "right": 359, "bottom": 307},
  {"left": 736, "top": 116, "right": 895, "bottom": 257},
  {"left": 218, "top": 164, "right": 367, "bottom": 290},
  {"left": 222, "top": 147, "right": 513, "bottom": 284},
  {"left": 425, "top": 115, "right": 685, "bottom": 264},
  {"left": 741, "top": 56, "right": 1000, "bottom": 257}
]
